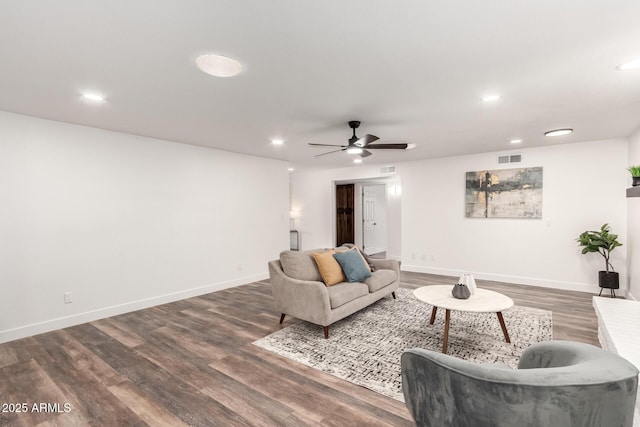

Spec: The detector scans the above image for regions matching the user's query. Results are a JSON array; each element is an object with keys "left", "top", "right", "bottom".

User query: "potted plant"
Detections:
[
  {"left": 576, "top": 223, "right": 622, "bottom": 294},
  {"left": 629, "top": 165, "right": 640, "bottom": 187}
]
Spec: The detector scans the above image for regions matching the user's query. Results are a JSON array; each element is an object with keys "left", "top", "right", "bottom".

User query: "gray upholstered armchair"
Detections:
[{"left": 401, "top": 341, "right": 639, "bottom": 427}]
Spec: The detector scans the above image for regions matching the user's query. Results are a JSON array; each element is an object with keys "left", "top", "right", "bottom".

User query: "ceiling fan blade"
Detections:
[
  {"left": 308, "top": 143, "right": 347, "bottom": 147},
  {"left": 354, "top": 134, "right": 380, "bottom": 147},
  {"left": 314, "top": 148, "right": 346, "bottom": 158},
  {"left": 360, "top": 149, "right": 372, "bottom": 158},
  {"left": 366, "top": 143, "right": 409, "bottom": 150}
]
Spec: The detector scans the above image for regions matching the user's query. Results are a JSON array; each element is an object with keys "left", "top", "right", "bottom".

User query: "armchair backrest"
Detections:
[{"left": 401, "top": 341, "right": 639, "bottom": 427}]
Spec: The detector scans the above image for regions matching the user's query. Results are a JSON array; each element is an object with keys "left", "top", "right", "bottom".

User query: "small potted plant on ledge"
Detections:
[
  {"left": 576, "top": 223, "right": 623, "bottom": 297},
  {"left": 629, "top": 165, "right": 640, "bottom": 187}
]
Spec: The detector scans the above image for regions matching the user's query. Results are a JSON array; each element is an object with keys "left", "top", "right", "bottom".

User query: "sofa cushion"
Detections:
[
  {"left": 363, "top": 269, "right": 397, "bottom": 293},
  {"left": 326, "top": 282, "right": 369, "bottom": 309},
  {"left": 280, "top": 250, "right": 322, "bottom": 282},
  {"left": 312, "top": 250, "right": 346, "bottom": 286},
  {"left": 333, "top": 249, "right": 372, "bottom": 282},
  {"left": 341, "top": 244, "right": 374, "bottom": 271}
]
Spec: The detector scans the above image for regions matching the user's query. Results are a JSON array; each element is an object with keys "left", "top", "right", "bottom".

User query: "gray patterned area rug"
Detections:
[{"left": 253, "top": 287, "right": 552, "bottom": 402}]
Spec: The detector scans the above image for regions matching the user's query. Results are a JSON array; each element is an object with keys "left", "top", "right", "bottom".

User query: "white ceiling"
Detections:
[{"left": 2, "top": 1, "right": 640, "bottom": 170}]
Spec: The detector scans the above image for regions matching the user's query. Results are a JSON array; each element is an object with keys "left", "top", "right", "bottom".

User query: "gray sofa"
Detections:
[
  {"left": 268, "top": 249, "right": 400, "bottom": 338},
  {"left": 401, "top": 340, "right": 639, "bottom": 427}
]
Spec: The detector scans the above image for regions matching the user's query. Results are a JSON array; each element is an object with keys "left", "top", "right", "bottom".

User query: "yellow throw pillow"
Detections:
[
  {"left": 335, "top": 246, "right": 371, "bottom": 272},
  {"left": 312, "top": 250, "right": 346, "bottom": 286}
]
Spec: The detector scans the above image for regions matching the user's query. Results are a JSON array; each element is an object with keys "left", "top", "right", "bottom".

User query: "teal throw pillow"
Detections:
[{"left": 333, "top": 249, "right": 372, "bottom": 283}]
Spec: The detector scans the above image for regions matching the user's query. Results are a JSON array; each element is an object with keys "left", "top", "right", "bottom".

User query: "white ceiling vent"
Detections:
[
  {"left": 497, "top": 154, "right": 522, "bottom": 164},
  {"left": 380, "top": 165, "right": 397, "bottom": 175}
]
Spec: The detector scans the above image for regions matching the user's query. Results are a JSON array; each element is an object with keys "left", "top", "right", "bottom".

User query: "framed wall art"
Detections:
[{"left": 465, "top": 167, "right": 543, "bottom": 218}]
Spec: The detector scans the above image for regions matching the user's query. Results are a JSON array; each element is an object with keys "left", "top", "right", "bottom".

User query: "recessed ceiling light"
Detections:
[
  {"left": 347, "top": 147, "right": 363, "bottom": 154},
  {"left": 482, "top": 94, "right": 501, "bottom": 102},
  {"left": 353, "top": 159, "right": 362, "bottom": 164},
  {"left": 196, "top": 53, "right": 242, "bottom": 77},
  {"left": 82, "top": 92, "right": 104, "bottom": 102},
  {"left": 544, "top": 128, "right": 573, "bottom": 137},
  {"left": 617, "top": 58, "right": 640, "bottom": 71},
  {"left": 510, "top": 139, "right": 522, "bottom": 144},
  {"left": 271, "top": 139, "right": 284, "bottom": 145},
  {"left": 288, "top": 167, "right": 294, "bottom": 172},
  {"left": 405, "top": 143, "right": 417, "bottom": 150}
]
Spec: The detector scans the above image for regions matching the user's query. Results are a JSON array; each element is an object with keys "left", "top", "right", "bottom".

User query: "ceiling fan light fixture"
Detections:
[
  {"left": 544, "top": 128, "right": 573, "bottom": 137},
  {"left": 196, "top": 53, "right": 242, "bottom": 77},
  {"left": 309, "top": 121, "right": 408, "bottom": 159}
]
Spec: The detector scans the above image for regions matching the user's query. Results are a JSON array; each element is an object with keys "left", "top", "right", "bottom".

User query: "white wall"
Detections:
[
  {"left": 291, "top": 139, "right": 629, "bottom": 294},
  {"left": 400, "top": 139, "right": 628, "bottom": 293},
  {"left": 628, "top": 127, "right": 640, "bottom": 300},
  {"left": 0, "top": 111, "right": 289, "bottom": 343},
  {"left": 290, "top": 165, "right": 402, "bottom": 258},
  {"left": 387, "top": 181, "right": 402, "bottom": 259}
]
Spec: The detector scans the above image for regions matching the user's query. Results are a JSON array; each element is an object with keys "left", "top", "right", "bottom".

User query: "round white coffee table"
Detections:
[{"left": 413, "top": 285, "right": 514, "bottom": 354}]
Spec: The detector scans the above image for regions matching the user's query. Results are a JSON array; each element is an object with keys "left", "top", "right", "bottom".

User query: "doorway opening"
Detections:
[
  {"left": 335, "top": 184, "right": 355, "bottom": 247},
  {"left": 333, "top": 177, "right": 401, "bottom": 260}
]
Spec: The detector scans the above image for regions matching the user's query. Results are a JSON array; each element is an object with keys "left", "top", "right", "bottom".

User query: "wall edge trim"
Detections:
[
  {"left": 401, "top": 264, "right": 615, "bottom": 295},
  {"left": 0, "top": 273, "right": 268, "bottom": 344}
]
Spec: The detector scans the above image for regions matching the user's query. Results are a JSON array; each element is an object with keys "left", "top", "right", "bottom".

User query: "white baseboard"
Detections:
[
  {"left": 0, "top": 273, "right": 268, "bottom": 345},
  {"left": 400, "top": 264, "right": 622, "bottom": 295}
]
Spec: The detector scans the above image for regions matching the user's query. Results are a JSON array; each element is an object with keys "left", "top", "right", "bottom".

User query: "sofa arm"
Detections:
[
  {"left": 370, "top": 258, "right": 400, "bottom": 276},
  {"left": 268, "top": 260, "right": 332, "bottom": 326}
]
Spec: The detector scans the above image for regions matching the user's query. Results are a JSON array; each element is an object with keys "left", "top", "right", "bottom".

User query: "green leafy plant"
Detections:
[
  {"left": 576, "top": 223, "right": 622, "bottom": 272},
  {"left": 628, "top": 165, "right": 640, "bottom": 177}
]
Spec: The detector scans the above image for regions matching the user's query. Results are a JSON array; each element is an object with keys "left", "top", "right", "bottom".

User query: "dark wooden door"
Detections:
[{"left": 336, "top": 184, "right": 355, "bottom": 246}]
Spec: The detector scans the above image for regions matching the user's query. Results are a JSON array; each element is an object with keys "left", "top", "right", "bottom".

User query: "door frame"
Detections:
[{"left": 332, "top": 176, "right": 400, "bottom": 259}]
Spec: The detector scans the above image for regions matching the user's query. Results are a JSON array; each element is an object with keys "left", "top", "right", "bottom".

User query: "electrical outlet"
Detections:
[
  {"left": 421, "top": 254, "right": 427, "bottom": 261},
  {"left": 64, "top": 292, "right": 72, "bottom": 304}
]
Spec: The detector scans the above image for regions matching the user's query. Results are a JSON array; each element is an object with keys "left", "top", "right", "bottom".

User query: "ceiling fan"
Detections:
[{"left": 308, "top": 121, "right": 408, "bottom": 158}]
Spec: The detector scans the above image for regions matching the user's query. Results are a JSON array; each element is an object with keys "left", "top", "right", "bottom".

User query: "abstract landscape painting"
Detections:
[{"left": 465, "top": 167, "right": 543, "bottom": 218}]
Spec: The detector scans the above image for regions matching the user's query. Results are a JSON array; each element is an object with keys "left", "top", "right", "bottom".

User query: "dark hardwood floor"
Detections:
[{"left": 0, "top": 272, "right": 600, "bottom": 426}]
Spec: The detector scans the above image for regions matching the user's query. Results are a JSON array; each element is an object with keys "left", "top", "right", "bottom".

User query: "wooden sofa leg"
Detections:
[
  {"left": 392, "top": 291, "right": 396, "bottom": 299},
  {"left": 279, "top": 313, "right": 286, "bottom": 324},
  {"left": 323, "top": 326, "right": 329, "bottom": 339}
]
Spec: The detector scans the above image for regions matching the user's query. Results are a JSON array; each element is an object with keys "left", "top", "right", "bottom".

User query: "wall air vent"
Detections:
[
  {"left": 380, "top": 165, "right": 396, "bottom": 175},
  {"left": 497, "top": 154, "right": 522, "bottom": 164}
]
